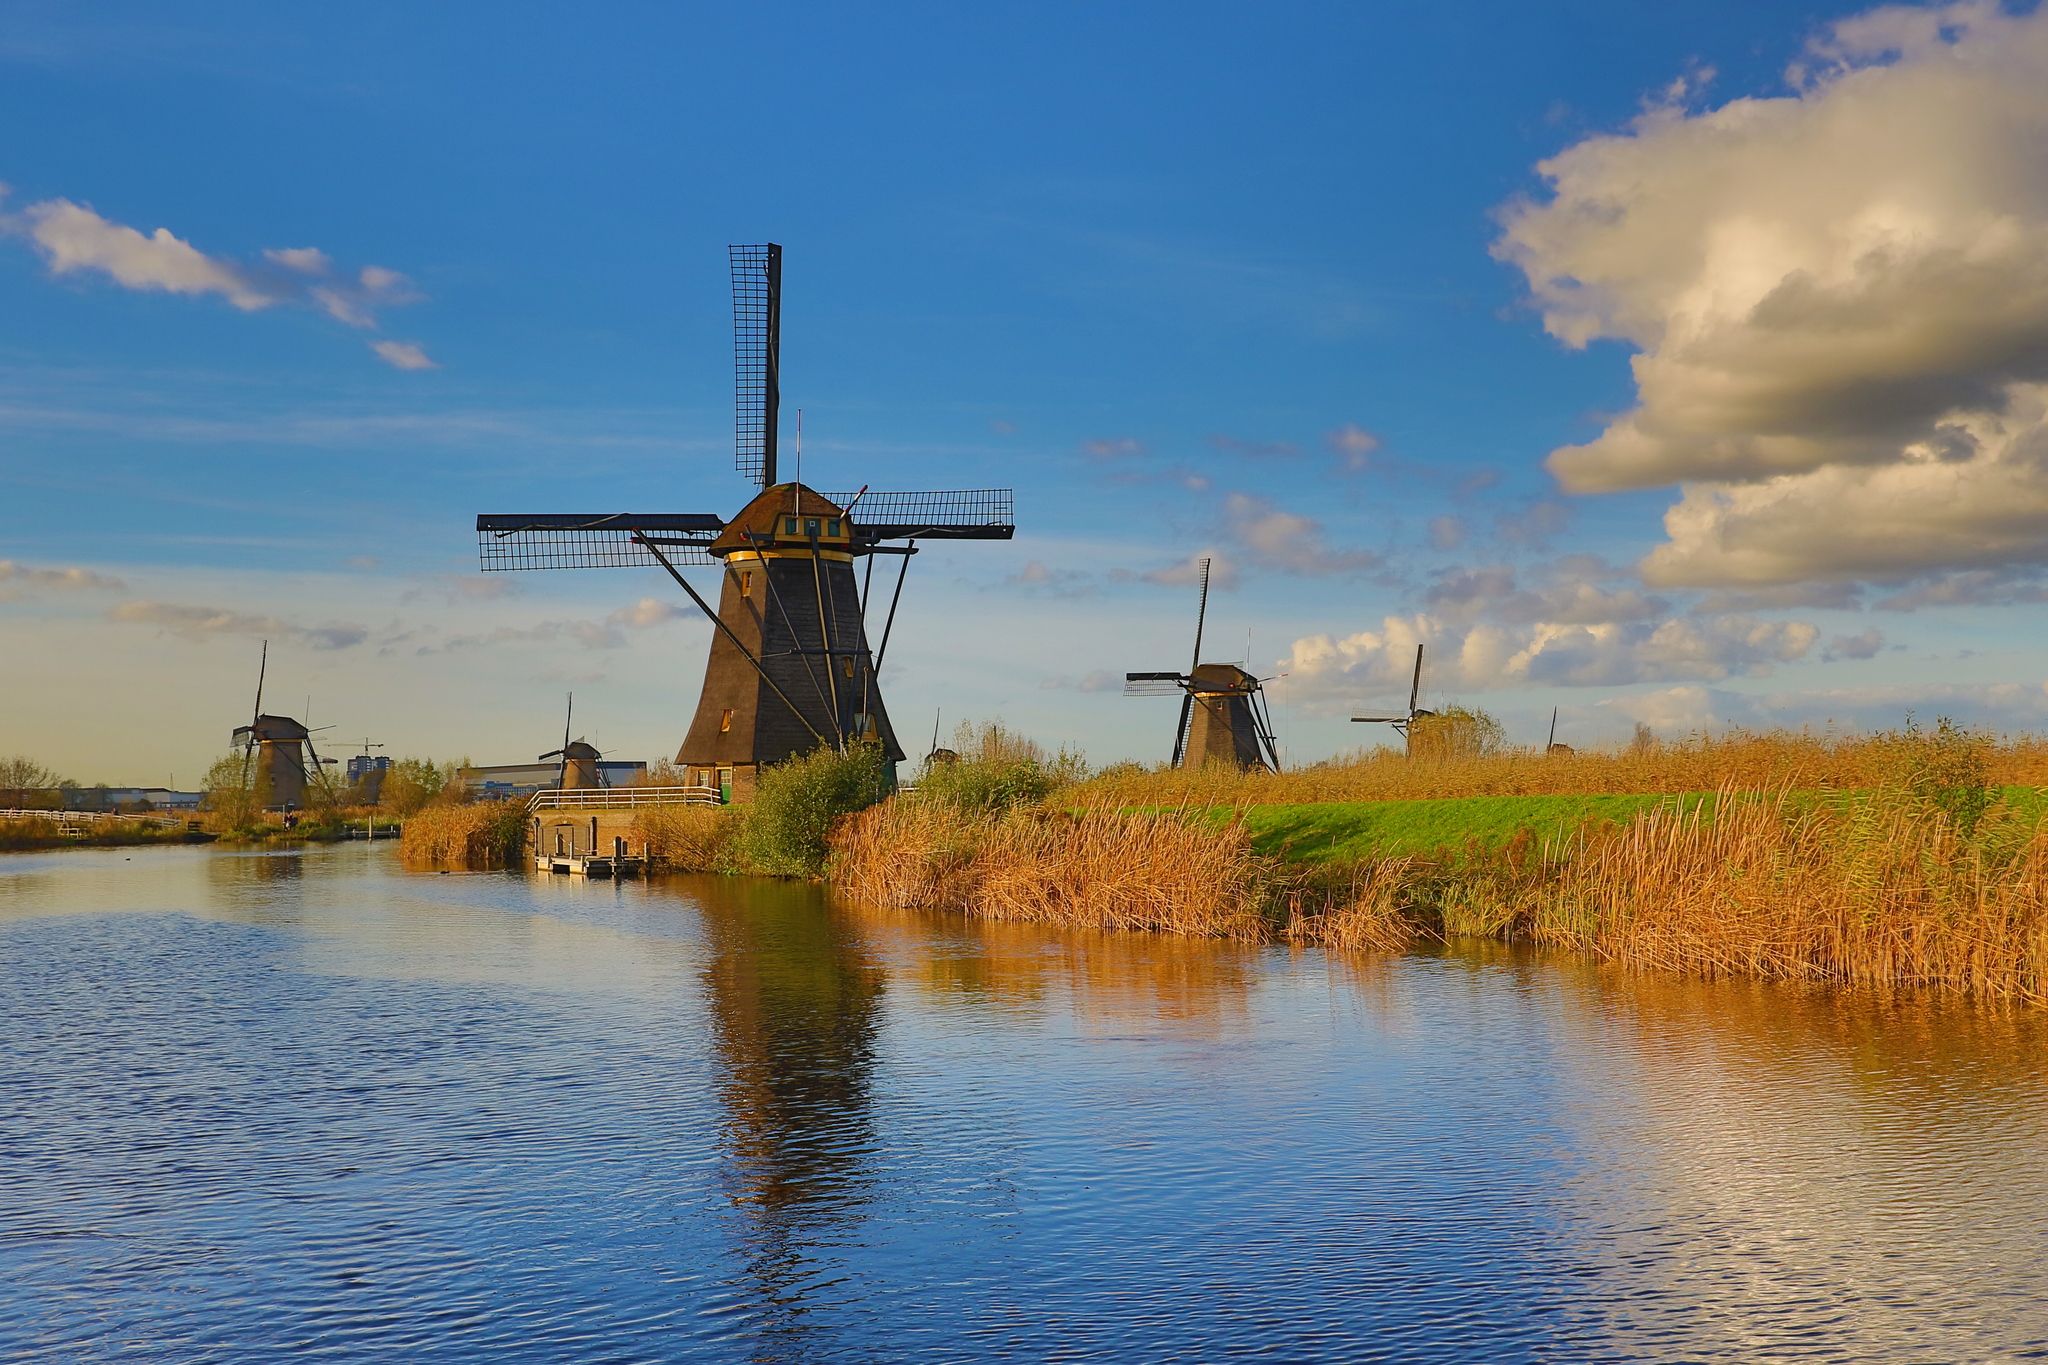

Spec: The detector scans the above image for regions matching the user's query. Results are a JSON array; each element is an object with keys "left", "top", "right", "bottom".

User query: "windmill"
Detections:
[
  {"left": 1351, "top": 644, "right": 1434, "bottom": 751},
  {"left": 476, "top": 245, "right": 1014, "bottom": 802},
  {"left": 1124, "top": 557, "right": 1281, "bottom": 772},
  {"left": 231, "top": 642, "right": 337, "bottom": 810},
  {"left": 537, "top": 693, "right": 607, "bottom": 790}
]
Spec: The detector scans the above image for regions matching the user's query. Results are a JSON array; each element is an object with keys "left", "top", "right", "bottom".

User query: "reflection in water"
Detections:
[
  {"left": 9, "top": 846, "right": 2048, "bottom": 1361},
  {"left": 680, "top": 875, "right": 885, "bottom": 1352},
  {"left": 854, "top": 899, "right": 1263, "bottom": 1039},
  {"left": 1535, "top": 966, "right": 2048, "bottom": 1359}
]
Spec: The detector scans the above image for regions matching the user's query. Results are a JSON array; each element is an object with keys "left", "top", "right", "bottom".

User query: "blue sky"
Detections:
[{"left": 8, "top": 0, "right": 2048, "bottom": 782}]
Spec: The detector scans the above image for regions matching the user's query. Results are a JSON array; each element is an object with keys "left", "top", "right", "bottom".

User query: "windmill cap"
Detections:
[
  {"left": 231, "top": 714, "right": 310, "bottom": 743},
  {"left": 708, "top": 483, "right": 849, "bottom": 557},
  {"left": 1189, "top": 663, "right": 1259, "bottom": 693}
]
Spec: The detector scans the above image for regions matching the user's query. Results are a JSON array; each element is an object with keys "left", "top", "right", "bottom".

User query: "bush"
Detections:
[
  {"left": 381, "top": 758, "right": 456, "bottom": 816},
  {"left": 731, "top": 742, "right": 895, "bottom": 878},
  {"left": 913, "top": 718, "right": 1086, "bottom": 816},
  {"left": 1406, "top": 705, "right": 1507, "bottom": 762}
]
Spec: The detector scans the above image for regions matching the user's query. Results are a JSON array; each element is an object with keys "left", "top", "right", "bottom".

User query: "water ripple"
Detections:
[{"left": 2, "top": 845, "right": 2046, "bottom": 1361}]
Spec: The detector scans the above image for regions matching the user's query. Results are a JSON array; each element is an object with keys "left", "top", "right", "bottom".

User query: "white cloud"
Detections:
[
  {"left": 1495, "top": 2, "right": 2048, "bottom": 585},
  {"left": 1221, "top": 492, "right": 1381, "bottom": 577},
  {"left": 19, "top": 198, "right": 273, "bottom": 309},
  {"left": 1082, "top": 437, "right": 1145, "bottom": 460},
  {"left": 1825, "top": 628, "right": 1885, "bottom": 660},
  {"left": 264, "top": 247, "right": 330, "bottom": 275},
  {"left": 605, "top": 598, "right": 687, "bottom": 629},
  {"left": 1427, "top": 516, "right": 1465, "bottom": 551},
  {"left": 107, "top": 600, "right": 367, "bottom": 650},
  {"left": 1873, "top": 569, "right": 2048, "bottom": 611},
  {"left": 1324, "top": 423, "right": 1380, "bottom": 473},
  {"left": 370, "top": 340, "right": 436, "bottom": 371},
  {"left": 1140, "top": 552, "right": 1239, "bottom": 590},
  {"left": 0, "top": 559, "right": 124, "bottom": 591},
  {"left": 2, "top": 188, "right": 425, "bottom": 357},
  {"left": 1604, "top": 680, "right": 2048, "bottom": 737},
  {"left": 1278, "top": 611, "right": 1818, "bottom": 710},
  {"left": 1424, "top": 565, "right": 1668, "bottom": 626}
]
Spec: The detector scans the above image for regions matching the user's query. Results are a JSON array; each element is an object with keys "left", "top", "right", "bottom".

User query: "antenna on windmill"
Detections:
[
  {"left": 1351, "top": 644, "right": 1435, "bottom": 750},
  {"left": 1123, "top": 558, "right": 1280, "bottom": 772}
]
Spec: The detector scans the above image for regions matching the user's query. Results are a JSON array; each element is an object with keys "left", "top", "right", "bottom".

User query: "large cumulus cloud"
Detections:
[{"left": 1495, "top": 2, "right": 2048, "bottom": 586}]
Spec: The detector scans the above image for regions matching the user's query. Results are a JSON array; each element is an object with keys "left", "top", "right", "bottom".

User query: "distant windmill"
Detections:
[
  {"left": 1351, "top": 644, "right": 1434, "bottom": 751},
  {"left": 1124, "top": 557, "right": 1281, "bottom": 771},
  {"left": 537, "top": 693, "right": 607, "bottom": 790},
  {"left": 231, "top": 641, "right": 337, "bottom": 810},
  {"left": 475, "top": 244, "right": 1015, "bottom": 802}
]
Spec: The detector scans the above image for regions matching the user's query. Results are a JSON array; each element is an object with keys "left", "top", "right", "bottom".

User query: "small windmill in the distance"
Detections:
[
  {"left": 1123, "top": 557, "right": 1282, "bottom": 772},
  {"left": 1351, "top": 644, "right": 1434, "bottom": 754}
]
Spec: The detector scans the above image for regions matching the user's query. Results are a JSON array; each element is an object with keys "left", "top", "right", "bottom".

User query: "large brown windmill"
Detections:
[
  {"left": 476, "top": 245, "right": 1014, "bottom": 801},
  {"left": 1124, "top": 558, "right": 1281, "bottom": 772}
]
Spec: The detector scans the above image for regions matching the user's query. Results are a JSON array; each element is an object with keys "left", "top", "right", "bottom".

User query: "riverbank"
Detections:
[
  {"left": 831, "top": 785, "right": 2048, "bottom": 999},
  {"left": 0, "top": 814, "right": 214, "bottom": 852}
]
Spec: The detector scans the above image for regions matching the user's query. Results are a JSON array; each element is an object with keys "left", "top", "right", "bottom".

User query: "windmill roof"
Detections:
[
  {"left": 709, "top": 483, "right": 848, "bottom": 556},
  {"left": 233, "top": 714, "right": 309, "bottom": 742},
  {"left": 1188, "top": 663, "right": 1260, "bottom": 693}
]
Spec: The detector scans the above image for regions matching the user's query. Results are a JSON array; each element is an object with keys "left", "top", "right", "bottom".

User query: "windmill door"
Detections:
[{"left": 717, "top": 767, "right": 732, "bottom": 804}]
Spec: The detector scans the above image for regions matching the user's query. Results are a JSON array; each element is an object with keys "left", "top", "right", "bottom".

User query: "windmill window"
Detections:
[
  {"left": 720, "top": 708, "right": 734, "bottom": 733},
  {"left": 803, "top": 517, "right": 822, "bottom": 537},
  {"left": 842, "top": 656, "right": 854, "bottom": 678},
  {"left": 827, "top": 519, "right": 842, "bottom": 537},
  {"left": 740, "top": 570, "right": 753, "bottom": 595},
  {"left": 784, "top": 517, "right": 799, "bottom": 534}
]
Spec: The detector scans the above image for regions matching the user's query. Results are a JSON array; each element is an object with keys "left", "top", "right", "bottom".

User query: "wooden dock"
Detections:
[{"left": 535, "top": 850, "right": 645, "bottom": 878}]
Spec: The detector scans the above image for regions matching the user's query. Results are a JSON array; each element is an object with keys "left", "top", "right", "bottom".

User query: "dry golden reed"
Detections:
[
  {"left": 399, "top": 803, "right": 527, "bottom": 867},
  {"left": 634, "top": 804, "right": 740, "bottom": 872},
  {"left": 832, "top": 798, "right": 1277, "bottom": 940},
  {"left": 1289, "top": 789, "right": 2048, "bottom": 1002},
  {"left": 1078, "top": 728, "right": 2048, "bottom": 808}
]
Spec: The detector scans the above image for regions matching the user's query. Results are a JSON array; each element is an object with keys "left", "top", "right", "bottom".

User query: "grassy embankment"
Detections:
[{"left": 830, "top": 724, "right": 2048, "bottom": 1001}]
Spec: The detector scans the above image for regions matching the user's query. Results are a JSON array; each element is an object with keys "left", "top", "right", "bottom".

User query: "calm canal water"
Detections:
[{"left": 4, "top": 844, "right": 2047, "bottom": 1362}]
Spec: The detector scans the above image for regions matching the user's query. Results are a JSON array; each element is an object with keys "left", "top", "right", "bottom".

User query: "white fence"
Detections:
[{"left": 527, "top": 786, "right": 722, "bottom": 812}]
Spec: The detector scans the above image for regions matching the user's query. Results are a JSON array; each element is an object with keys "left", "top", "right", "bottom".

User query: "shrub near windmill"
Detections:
[{"left": 477, "top": 244, "right": 1015, "bottom": 803}]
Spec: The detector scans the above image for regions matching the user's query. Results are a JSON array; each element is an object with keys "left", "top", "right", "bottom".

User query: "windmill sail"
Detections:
[
  {"left": 731, "top": 243, "right": 781, "bottom": 487},
  {"left": 478, "top": 491, "right": 1014, "bottom": 571}
]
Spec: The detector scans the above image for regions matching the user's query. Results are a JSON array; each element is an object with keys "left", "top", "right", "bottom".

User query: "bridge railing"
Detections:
[{"left": 527, "top": 786, "right": 723, "bottom": 812}]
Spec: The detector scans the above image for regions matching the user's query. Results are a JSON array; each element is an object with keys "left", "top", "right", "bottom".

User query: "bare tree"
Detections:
[{"left": 0, "top": 756, "right": 62, "bottom": 809}]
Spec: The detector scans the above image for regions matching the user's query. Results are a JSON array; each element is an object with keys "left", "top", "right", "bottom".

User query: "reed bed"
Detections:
[
  {"left": 1286, "top": 789, "right": 2048, "bottom": 1002},
  {"left": 832, "top": 799, "right": 1279, "bottom": 940},
  {"left": 398, "top": 803, "right": 528, "bottom": 867},
  {"left": 634, "top": 804, "right": 741, "bottom": 872},
  {"left": 1075, "top": 727, "right": 2048, "bottom": 808}
]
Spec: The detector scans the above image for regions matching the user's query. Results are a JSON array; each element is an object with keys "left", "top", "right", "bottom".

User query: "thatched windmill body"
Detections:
[
  {"left": 477, "top": 245, "right": 1014, "bottom": 801},
  {"left": 1124, "top": 558, "right": 1281, "bottom": 772},
  {"left": 1351, "top": 644, "right": 1434, "bottom": 754}
]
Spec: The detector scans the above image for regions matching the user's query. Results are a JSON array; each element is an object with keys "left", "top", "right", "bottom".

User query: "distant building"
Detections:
[
  {"left": 458, "top": 760, "right": 647, "bottom": 801},
  {"left": 346, "top": 755, "right": 392, "bottom": 782}
]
